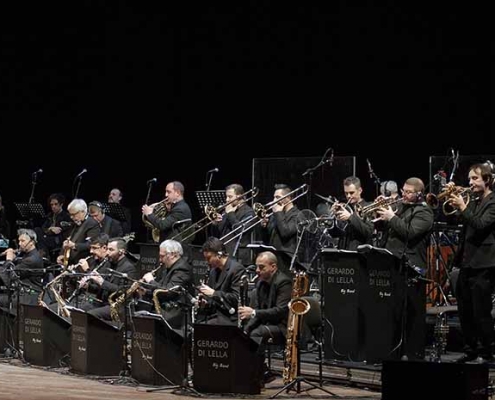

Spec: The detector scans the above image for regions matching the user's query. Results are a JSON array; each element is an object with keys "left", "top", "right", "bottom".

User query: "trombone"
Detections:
[
  {"left": 221, "top": 184, "right": 309, "bottom": 245},
  {"left": 172, "top": 187, "right": 259, "bottom": 243}
]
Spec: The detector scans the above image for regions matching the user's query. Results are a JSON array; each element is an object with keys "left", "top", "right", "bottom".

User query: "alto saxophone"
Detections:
[
  {"left": 109, "top": 263, "right": 163, "bottom": 322},
  {"left": 282, "top": 271, "right": 310, "bottom": 385},
  {"left": 238, "top": 274, "right": 249, "bottom": 329}
]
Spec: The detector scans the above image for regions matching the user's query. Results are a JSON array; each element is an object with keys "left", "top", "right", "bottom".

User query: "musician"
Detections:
[
  {"left": 141, "top": 239, "right": 193, "bottom": 330},
  {"left": 239, "top": 251, "right": 292, "bottom": 343},
  {"left": 449, "top": 163, "right": 495, "bottom": 363},
  {"left": 380, "top": 180, "right": 399, "bottom": 199},
  {"left": 69, "top": 233, "right": 110, "bottom": 311},
  {"left": 35, "top": 193, "right": 72, "bottom": 260},
  {"left": 141, "top": 181, "right": 193, "bottom": 256},
  {"left": 108, "top": 188, "right": 132, "bottom": 234},
  {"left": 56, "top": 199, "right": 100, "bottom": 265},
  {"left": 87, "top": 237, "right": 139, "bottom": 321},
  {"left": 211, "top": 183, "right": 255, "bottom": 265},
  {"left": 197, "top": 237, "right": 245, "bottom": 325},
  {"left": 333, "top": 176, "right": 373, "bottom": 250},
  {"left": 376, "top": 177, "right": 434, "bottom": 360},
  {"left": 261, "top": 184, "right": 299, "bottom": 276},
  {"left": 88, "top": 201, "right": 123, "bottom": 238},
  {"left": 0, "top": 229, "right": 44, "bottom": 307}
]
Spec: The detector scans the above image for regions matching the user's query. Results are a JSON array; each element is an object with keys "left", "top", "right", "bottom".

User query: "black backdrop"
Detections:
[{"left": 0, "top": 3, "right": 492, "bottom": 244}]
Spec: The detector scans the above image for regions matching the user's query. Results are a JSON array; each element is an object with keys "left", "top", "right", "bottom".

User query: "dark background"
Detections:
[{"left": 0, "top": 2, "right": 492, "bottom": 242}]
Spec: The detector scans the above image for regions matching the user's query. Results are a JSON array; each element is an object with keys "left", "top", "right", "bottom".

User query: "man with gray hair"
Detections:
[
  {"left": 142, "top": 239, "right": 194, "bottom": 330},
  {"left": 0, "top": 228, "right": 44, "bottom": 307},
  {"left": 57, "top": 199, "right": 100, "bottom": 265}
]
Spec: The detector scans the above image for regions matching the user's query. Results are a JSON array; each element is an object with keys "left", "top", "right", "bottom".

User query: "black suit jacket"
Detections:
[
  {"left": 203, "top": 257, "right": 245, "bottom": 325},
  {"left": 455, "top": 192, "right": 495, "bottom": 269},
  {"left": 381, "top": 202, "right": 434, "bottom": 269},
  {"left": 148, "top": 257, "right": 194, "bottom": 329},
  {"left": 145, "top": 199, "right": 193, "bottom": 243},
  {"left": 267, "top": 206, "right": 299, "bottom": 254},
  {"left": 99, "top": 215, "right": 124, "bottom": 238},
  {"left": 0, "top": 248, "right": 44, "bottom": 291},
  {"left": 245, "top": 269, "right": 292, "bottom": 336},
  {"left": 100, "top": 256, "right": 139, "bottom": 301},
  {"left": 62, "top": 216, "right": 101, "bottom": 264},
  {"left": 338, "top": 201, "right": 374, "bottom": 250}
]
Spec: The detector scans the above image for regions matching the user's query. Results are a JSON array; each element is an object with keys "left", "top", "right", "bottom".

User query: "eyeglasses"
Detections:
[
  {"left": 69, "top": 211, "right": 81, "bottom": 217},
  {"left": 401, "top": 189, "right": 416, "bottom": 195}
]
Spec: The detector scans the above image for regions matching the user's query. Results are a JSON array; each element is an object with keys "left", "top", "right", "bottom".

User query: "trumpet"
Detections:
[
  {"left": 221, "top": 184, "right": 309, "bottom": 245},
  {"left": 426, "top": 185, "right": 471, "bottom": 215},
  {"left": 173, "top": 187, "right": 259, "bottom": 243},
  {"left": 356, "top": 196, "right": 403, "bottom": 220}
]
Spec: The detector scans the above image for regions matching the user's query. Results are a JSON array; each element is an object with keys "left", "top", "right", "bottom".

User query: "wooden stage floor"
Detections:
[{"left": 0, "top": 358, "right": 380, "bottom": 400}]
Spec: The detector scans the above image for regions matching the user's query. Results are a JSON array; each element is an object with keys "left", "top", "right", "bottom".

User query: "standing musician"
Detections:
[
  {"left": 141, "top": 181, "right": 193, "bottom": 257},
  {"left": 211, "top": 183, "right": 255, "bottom": 265},
  {"left": 375, "top": 177, "right": 434, "bottom": 360},
  {"left": 35, "top": 193, "right": 72, "bottom": 261},
  {"left": 197, "top": 237, "right": 245, "bottom": 325},
  {"left": 0, "top": 229, "right": 44, "bottom": 307},
  {"left": 448, "top": 163, "right": 495, "bottom": 363},
  {"left": 56, "top": 199, "right": 100, "bottom": 266},
  {"left": 261, "top": 184, "right": 299, "bottom": 276},
  {"left": 86, "top": 237, "right": 139, "bottom": 322},
  {"left": 141, "top": 239, "right": 193, "bottom": 330},
  {"left": 69, "top": 233, "right": 110, "bottom": 311},
  {"left": 332, "top": 176, "right": 373, "bottom": 250}
]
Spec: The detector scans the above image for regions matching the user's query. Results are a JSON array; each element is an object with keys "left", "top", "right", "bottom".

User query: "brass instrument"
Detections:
[
  {"left": 62, "top": 236, "right": 72, "bottom": 268},
  {"left": 142, "top": 199, "right": 170, "bottom": 243},
  {"left": 109, "top": 263, "right": 163, "bottom": 323},
  {"left": 222, "top": 184, "right": 309, "bottom": 245},
  {"left": 173, "top": 187, "right": 259, "bottom": 243},
  {"left": 39, "top": 271, "right": 72, "bottom": 318},
  {"left": 356, "top": 196, "right": 403, "bottom": 220},
  {"left": 282, "top": 270, "right": 310, "bottom": 385},
  {"left": 426, "top": 185, "right": 471, "bottom": 215}
]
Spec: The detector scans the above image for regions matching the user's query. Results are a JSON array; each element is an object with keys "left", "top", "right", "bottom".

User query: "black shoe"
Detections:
[
  {"left": 262, "top": 371, "right": 277, "bottom": 384},
  {"left": 455, "top": 353, "right": 478, "bottom": 363}
]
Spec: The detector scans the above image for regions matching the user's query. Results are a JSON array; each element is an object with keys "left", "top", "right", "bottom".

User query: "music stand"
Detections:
[
  {"left": 14, "top": 203, "right": 46, "bottom": 224},
  {"left": 101, "top": 202, "right": 127, "bottom": 223},
  {"left": 195, "top": 190, "right": 224, "bottom": 210}
]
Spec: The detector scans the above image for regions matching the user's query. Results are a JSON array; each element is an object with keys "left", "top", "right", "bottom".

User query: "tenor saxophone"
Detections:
[
  {"left": 282, "top": 271, "right": 310, "bottom": 384},
  {"left": 42, "top": 271, "right": 72, "bottom": 318}
]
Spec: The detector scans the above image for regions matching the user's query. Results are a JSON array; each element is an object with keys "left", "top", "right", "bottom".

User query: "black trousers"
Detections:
[{"left": 456, "top": 267, "right": 495, "bottom": 357}]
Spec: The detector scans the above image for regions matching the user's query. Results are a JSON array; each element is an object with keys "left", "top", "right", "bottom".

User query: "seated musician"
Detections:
[
  {"left": 85, "top": 237, "right": 139, "bottom": 322},
  {"left": 68, "top": 233, "right": 110, "bottom": 311},
  {"left": 238, "top": 251, "right": 292, "bottom": 382},
  {"left": 141, "top": 239, "right": 193, "bottom": 330},
  {"left": 197, "top": 237, "right": 245, "bottom": 325},
  {"left": 0, "top": 229, "right": 44, "bottom": 307}
]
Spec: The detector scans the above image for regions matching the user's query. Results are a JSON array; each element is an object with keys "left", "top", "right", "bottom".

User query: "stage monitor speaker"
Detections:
[
  {"left": 131, "top": 313, "right": 184, "bottom": 385},
  {"left": 22, "top": 304, "right": 71, "bottom": 367},
  {"left": 70, "top": 308, "right": 123, "bottom": 376},
  {"left": 382, "top": 360, "right": 488, "bottom": 400},
  {"left": 193, "top": 324, "right": 263, "bottom": 394}
]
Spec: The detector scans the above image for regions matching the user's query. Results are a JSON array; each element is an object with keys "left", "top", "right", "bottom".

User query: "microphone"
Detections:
[
  {"left": 324, "top": 148, "right": 334, "bottom": 166},
  {"left": 450, "top": 148, "right": 456, "bottom": 161},
  {"left": 366, "top": 159, "right": 373, "bottom": 178},
  {"left": 107, "top": 268, "right": 128, "bottom": 279},
  {"left": 32, "top": 168, "right": 43, "bottom": 176},
  {"left": 245, "top": 264, "right": 257, "bottom": 272},
  {"left": 147, "top": 178, "right": 157, "bottom": 185},
  {"left": 76, "top": 168, "right": 87, "bottom": 179},
  {"left": 207, "top": 168, "right": 219, "bottom": 173}
]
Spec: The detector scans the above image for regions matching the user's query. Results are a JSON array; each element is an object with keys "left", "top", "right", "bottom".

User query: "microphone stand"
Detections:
[
  {"left": 367, "top": 159, "right": 381, "bottom": 198},
  {"left": 28, "top": 173, "right": 39, "bottom": 204},
  {"left": 146, "top": 290, "right": 202, "bottom": 396},
  {"left": 448, "top": 150, "right": 460, "bottom": 182},
  {"left": 145, "top": 179, "right": 156, "bottom": 243},
  {"left": 73, "top": 175, "right": 84, "bottom": 199},
  {"left": 302, "top": 148, "right": 333, "bottom": 209},
  {"left": 205, "top": 171, "right": 215, "bottom": 192}
]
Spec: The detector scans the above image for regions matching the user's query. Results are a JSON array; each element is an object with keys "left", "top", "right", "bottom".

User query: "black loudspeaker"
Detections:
[{"left": 382, "top": 360, "right": 488, "bottom": 400}]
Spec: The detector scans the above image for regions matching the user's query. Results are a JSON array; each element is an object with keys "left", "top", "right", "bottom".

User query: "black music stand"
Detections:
[
  {"left": 14, "top": 203, "right": 46, "bottom": 226},
  {"left": 101, "top": 202, "right": 127, "bottom": 223},
  {"left": 146, "top": 294, "right": 202, "bottom": 397},
  {"left": 195, "top": 190, "right": 224, "bottom": 210}
]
